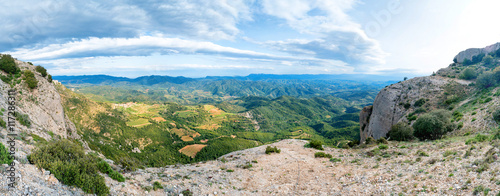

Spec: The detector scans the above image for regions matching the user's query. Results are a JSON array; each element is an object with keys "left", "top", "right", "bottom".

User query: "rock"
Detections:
[
  {"left": 359, "top": 105, "right": 373, "bottom": 142},
  {"left": 47, "top": 175, "right": 59, "bottom": 185},
  {"left": 454, "top": 42, "right": 500, "bottom": 63}
]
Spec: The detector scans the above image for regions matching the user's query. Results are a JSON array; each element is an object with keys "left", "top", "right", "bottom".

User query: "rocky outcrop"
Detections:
[
  {"left": 454, "top": 42, "right": 500, "bottom": 63},
  {"left": 360, "top": 76, "right": 471, "bottom": 142}
]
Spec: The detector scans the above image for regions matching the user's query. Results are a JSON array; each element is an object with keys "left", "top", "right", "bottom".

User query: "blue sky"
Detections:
[{"left": 2, "top": 0, "right": 500, "bottom": 78}]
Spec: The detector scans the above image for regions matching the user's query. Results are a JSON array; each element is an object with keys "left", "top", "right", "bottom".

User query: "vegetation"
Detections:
[
  {"left": 153, "top": 181, "right": 163, "bottom": 191},
  {"left": 0, "top": 142, "right": 13, "bottom": 164},
  {"left": 476, "top": 71, "right": 497, "bottom": 89},
  {"left": 413, "top": 110, "right": 453, "bottom": 140},
  {"left": 35, "top": 65, "right": 47, "bottom": 77},
  {"left": 0, "top": 118, "right": 6, "bottom": 128},
  {"left": 28, "top": 139, "right": 110, "bottom": 195},
  {"left": 314, "top": 152, "right": 332, "bottom": 158},
  {"left": 388, "top": 122, "right": 414, "bottom": 141},
  {"left": 23, "top": 70, "right": 38, "bottom": 89},
  {"left": 97, "top": 160, "right": 125, "bottom": 182},
  {"left": 265, "top": 146, "right": 281, "bottom": 154},
  {"left": 306, "top": 140, "right": 324, "bottom": 150},
  {"left": 459, "top": 68, "right": 477, "bottom": 80},
  {"left": 0, "top": 54, "right": 19, "bottom": 74},
  {"left": 14, "top": 112, "right": 31, "bottom": 128}
]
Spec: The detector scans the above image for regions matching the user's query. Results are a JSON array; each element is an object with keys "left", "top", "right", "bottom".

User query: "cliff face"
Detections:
[
  {"left": 0, "top": 59, "right": 78, "bottom": 141},
  {"left": 454, "top": 42, "right": 500, "bottom": 63},
  {"left": 359, "top": 76, "right": 471, "bottom": 142}
]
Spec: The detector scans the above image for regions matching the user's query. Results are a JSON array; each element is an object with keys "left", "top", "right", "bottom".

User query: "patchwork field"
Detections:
[{"left": 178, "top": 144, "right": 207, "bottom": 158}]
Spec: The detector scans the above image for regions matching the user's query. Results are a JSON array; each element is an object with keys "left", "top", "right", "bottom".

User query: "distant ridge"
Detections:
[{"left": 53, "top": 73, "right": 412, "bottom": 85}]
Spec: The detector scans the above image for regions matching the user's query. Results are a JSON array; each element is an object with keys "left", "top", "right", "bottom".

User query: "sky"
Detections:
[{"left": 2, "top": 0, "right": 500, "bottom": 78}]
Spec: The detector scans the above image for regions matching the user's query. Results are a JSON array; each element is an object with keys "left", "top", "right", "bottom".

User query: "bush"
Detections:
[
  {"left": 376, "top": 137, "right": 388, "bottom": 144},
  {"left": 0, "top": 55, "right": 19, "bottom": 74},
  {"left": 0, "top": 142, "right": 13, "bottom": 164},
  {"left": 35, "top": 65, "right": 47, "bottom": 77},
  {"left": 378, "top": 144, "right": 388, "bottom": 150},
  {"left": 0, "top": 118, "right": 6, "bottom": 128},
  {"left": 181, "top": 189, "right": 194, "bottom": 196},
  {"left": 388, "top": 122, "right": 414, "bottom": 141},
  {"left": 28, "top": 139, "right": 110, "bottom": 195},
  {"left": 307, "top": 140, "right": 323, "bottom": 150},
  {"left": 265, "top": 146, "right": 281, "bottom": 154},
  {"left": 23, "top": 70, "right": 38, "bottom": 89},
  {"left": 459, "top": 68, "right": 478, "bottom": 80},
  {"left": 330, "top": 158, "right": 341, "bottom": 162},
  {"left": 476, "top": 72, "right": 497, "bottom": 89},
  {"left": 0, "top": 75, "right": 12, "bottom": 84},
  {"left": 413, "top": 110, "right": 453, "bottom": 140},
  {"left": 153, "top": 181, "right": 163, "bottom": 191},
  {"left": 47, "top": 74, "right": 52, "bottom": 83},
  {"left": 482, "top": 55, "right": 495, "bottom": 67},
  {"left": 116, "top": 156, "right": 141, "bottom": 172},
  {"left": 314, "top": 152, "right": 332, "bottom": 158},
  {"left": 97, "top": 160, "right": 125, "bottom": 182},
  {"left": 414, "top": 98, "right": 426, "bottom": 107},
  {"left": 14, "top": 112, "right": 31, "bottom": 128}
]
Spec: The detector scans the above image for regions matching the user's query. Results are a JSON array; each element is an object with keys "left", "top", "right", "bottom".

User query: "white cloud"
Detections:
[{"left": 259, "top": 0, "right": 388, "bottom": 66}]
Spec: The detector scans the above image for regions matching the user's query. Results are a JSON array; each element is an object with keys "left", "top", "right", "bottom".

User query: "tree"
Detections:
[
  {"left": 476, "top": 72, "right": 497, "bottom": 89},
  {"left": 388, "top": 122, "right": 414, "bottom": 141},
  {"left": 47, "top": 74, "right": 53, "bottom": 83},
  {"left": 0, "top": 54, "right": 19, "bottom": 74},
  {"left": 35, "top": 65, "right": 47, "bottom": 77},
  {"left": 413, "top": 110, "right": 453, "bottom": 140},
  {"left": 23, "top": 70, "right": 38, "bottom": 89},
  {"left": 459, "top": 68, "right": 477, "bottom": 80},
  {"left": 482, "top": 55, "right": 495, "bottom": 68},
  {"left": 404, "top": 77, "right": 408, "bottom": 81}
]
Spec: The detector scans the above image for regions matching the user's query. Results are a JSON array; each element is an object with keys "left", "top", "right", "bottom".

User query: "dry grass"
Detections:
[
  {"left": 151, "top": 117, "right": 166, "bottom": 122},
  {"left": 181, "top": 136, "right": 194, "bottom": 142},
  {"left": 179, "top": 144, "right": 207, "bottom": 158}
]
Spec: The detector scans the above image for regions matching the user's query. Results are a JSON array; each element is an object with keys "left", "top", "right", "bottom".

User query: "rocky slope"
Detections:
[
  {"left": 454, "top": 42, "right": 500, "bottom": 63},
  {"left": 361, "top": 42, "right": 500, "bottom": 142},
  {"left": 0, "top": 56, "right": 84, "bottom": 195}
]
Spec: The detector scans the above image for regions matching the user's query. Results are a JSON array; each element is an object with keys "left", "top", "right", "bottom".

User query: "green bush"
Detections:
[
  {"left": 314, "top": 152, "right": 332, "bottom": 158},
  {"left": 476, "top": 72, "right": 497, "bottom": 89},
  {"left": 35, "top": 65, "right": 47, "bottom": 77},
  {"left": 307, "top": 140, "right": 323, "bottom": 150},
  {"left": 413, "top": 110, "right": 453, "bottom": 140},
  {"left": 0, "top": 75, "right": 12, "bottom": 84},
  {"left": 0, "top": 142, "right": 13, "bottom": 164},
  {"left": 97, "top": 160, "right": 125, "bottom": 182},
  {"left": 330, "top": 158, "right": 341, "bottom": 162},
  {"left": 376, "top": 137, "right": 388, "bottom": 144},
  {"left": 28, "top": 139, "right": 110, "bottom": 195},
  {"left": 181, "top": 189, "right": 194, "bottom": 196},
  {"left": 378, "top": 144, "right": 388, "bottom": 150},
  {"left": 0, "top": 118, "right": 6, "bottom": 128},
  {"left": 153, "top": 181, "right": 163, "bottom": 191},
  {"left": 265, "top": 146, "right": 281, "bottom": 154},
  {"left": 459, "top": 68, "right": 478, "bottom": 80},
  {"left": 14, "top": 112, "right": 31, "bottom": 128},
  {"left": 482, "top": 55, "right": 495, "bottom": 67},
  {"left": 388, "top": 122, "right": 414, "bottom": 141},
  {"left": 47, "top": 74, "right": 53, "bottom": 83},
  {"left": 414, "top": 98, "right": 426, "bottom": 107},
  {"left": 0, "top": 55, "right": 19, "bottom": 74},
  {"left": 23, "top": 70, "right": 38, "bottom": 89},
  {"left": 116, "top": 156, "right": 141, "bottom": 172}
]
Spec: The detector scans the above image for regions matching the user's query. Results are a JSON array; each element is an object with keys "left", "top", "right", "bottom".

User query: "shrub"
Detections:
[
  {"left": 307, "top": 140, "right": 323, "bottom": 150},
  {"left": 476, "top": 72, "right": 497, "bottom": 89},
  {"left": 14, "top": 112, "right": 31, "bottom": 128},
  {"left": 23, "top": 70, "right": 38, "bottom": 89},
  {"left": 403, "top": 103, "right": 411, "bottom": 109},
  {"left": 365, "top": 137, "right": 376, "bottom": 145},
  {"left": 0, "top": 118, "right": 6, "bottom": 128},
  {"left": 414, "top": 98, "right": 426, "bottom": 107},
  {"left": 459, "top": 68, "right": 478, "bottom": 80},
  {"left": 347, "top": 140, "right": 360, "bottom": 147},
  {"left": 378, "top": 144, "right": 388, "bottom": 150},
  {"left": 28, "top": 139, "right": 110, "bottom": 195},
  {"left": 153, "top": 181, "right": 163, "bottom": 191},
  {"left": 388, "top": 122, "right": 414, "bottom": 141},
  {"left": 0, "top": 75, "right": 12, "bottom": 84},
  {"left": 35, "top": 65, "right": 47, "bottom": 77},
  {"left": 0, "top": 142, "right": 13, "bottom": 164},
  {"left": 181, "top": 189, "right": 194, "bottom": 196},
  {"left": 413, "top": 110, "right": 453, "bottom": 140},
  {"left": 47, "top": 74, "right": 52, "bottom": 83},
  {"left": 265, "top": 146, "right": 281, "bottom": 154},
  {"left": 376, "top": 137, "right": 388, "bottom": 144},
  {"left": 314, "top": 152, "right": 332, "bottom": 158},
  {"left": 0, "top": 55, "right": 19, "bottom": 74},
  {"left": 330, "top": 158, "right": 341, "bottom": 162},
  {"left": 97, "top": 160, "right": 125, "bottom": 182},
  {"left": 116, "top": 156, "right": 141, "bottom": 172},
  {"left": 482, "top": 55, "right": 495, "bottom": 67}
]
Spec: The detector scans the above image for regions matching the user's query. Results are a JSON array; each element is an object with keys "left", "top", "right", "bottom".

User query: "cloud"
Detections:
[
  {"left": 259, "top": 0, "right": 388, "bottom": 66},
  {"left": 0, "top": 0, "right": 253, "bottom": 51}
]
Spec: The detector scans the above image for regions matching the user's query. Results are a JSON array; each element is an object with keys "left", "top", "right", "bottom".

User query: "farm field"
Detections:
[{"left": 179, "top": 144, "right": 207, "bottom": 158}]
